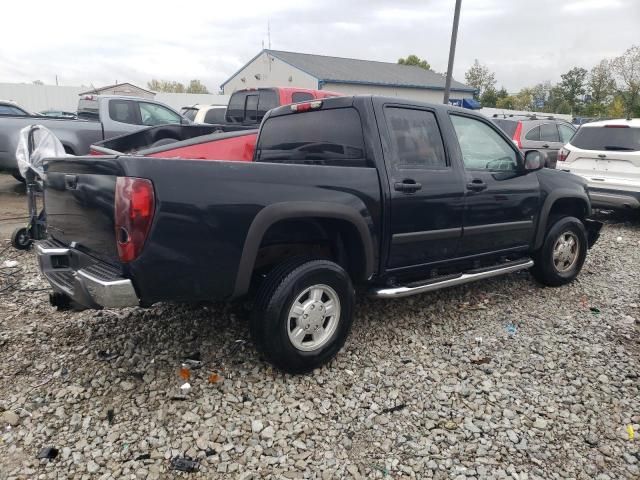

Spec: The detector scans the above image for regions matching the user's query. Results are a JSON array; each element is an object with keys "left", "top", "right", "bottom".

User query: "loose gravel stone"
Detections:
[{"left": 0, "top": 208, "right": 639, "bottom": 479}]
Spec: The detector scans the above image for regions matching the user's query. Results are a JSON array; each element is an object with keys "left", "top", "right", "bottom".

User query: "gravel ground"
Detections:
[{"left": 0, "top": 212, "right": 639, "bottom": 479}]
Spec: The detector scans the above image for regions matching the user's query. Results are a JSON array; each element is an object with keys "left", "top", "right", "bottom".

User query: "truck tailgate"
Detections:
[{"left": 45, "top": 157, "right": 124, "bottom": 264}]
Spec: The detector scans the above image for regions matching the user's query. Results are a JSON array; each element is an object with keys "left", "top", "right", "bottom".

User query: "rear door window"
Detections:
[
  {"left": 257, "top": 90, "right": 278, "bottom": 121},
  {"left": 226, "top": 90, "right": 278, "bottom": 124},
  {"left": 245, "top": 95, "right": 259, "bottom": 123},
  {"left": 540, "top": 123, "right": 560, "bottom": 142},
  {"left": 491, "top": 119, "right": 518, "bottom": 138},
  {"left": 384, "top": 107, "right": 447, "bottom": 169},
  {"left": 257, "top": 107, "right": 366, "bottom": 167},
  {"left": 109, "top": 100, "right": 139, "bottom": 124},
  {"left": 571, "top": 126, "right": 639, "bottom": 151},
  {"left": 558, "top": 124, "right": 576, "bottom": 143}
]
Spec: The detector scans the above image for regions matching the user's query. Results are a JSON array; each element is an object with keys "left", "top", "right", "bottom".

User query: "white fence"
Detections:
[{"left": 0, "top": 83, "right": 229, "bottom": 113}]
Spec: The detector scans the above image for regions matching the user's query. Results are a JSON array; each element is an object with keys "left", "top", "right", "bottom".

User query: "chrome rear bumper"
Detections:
[{"left": 36, "top": 241, "right": 139, "bottom": 309}]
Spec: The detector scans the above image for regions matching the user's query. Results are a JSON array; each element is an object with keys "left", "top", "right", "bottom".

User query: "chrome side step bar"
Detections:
[{"left": 371, "top": 259, "right": 534, "bottom": 299}]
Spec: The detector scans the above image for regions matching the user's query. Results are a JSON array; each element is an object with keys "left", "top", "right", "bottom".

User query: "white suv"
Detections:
[{"left": 556, "top": 119, "right": 640, "bottom": 210}]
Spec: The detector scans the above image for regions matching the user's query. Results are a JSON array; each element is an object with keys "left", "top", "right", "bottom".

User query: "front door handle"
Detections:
[
  {"left": 541, "top": 144, "right": 550, "bottom": 148},
  {"left": 394, "top": 180, "right": 422, "bottom": 193},
  {"left": 466, "top": 179, "right": 487, "bottom": 192}
]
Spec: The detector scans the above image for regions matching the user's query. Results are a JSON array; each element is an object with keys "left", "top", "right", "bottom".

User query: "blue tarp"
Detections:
[{"left": 449, "top": 98, "right": 482, "bottom": 110}]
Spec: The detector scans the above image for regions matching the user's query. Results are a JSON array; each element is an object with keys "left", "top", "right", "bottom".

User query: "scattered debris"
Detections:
[
  {"left": 179, "top": 365, "right": 191, "bottom": 381},
  {"left": 36, "top": 447, "right": 59, "bottom": 459},
  {"left": 471, "top": 356, "right": 491, "bottom": 365},
  {"left": 370, "top": 463, "right": 389, "bottom": 476},
  {"left": 170, "top": 456, "right": 199, "bottom": 472},
  {"left": 628, "top": 424, "right": 635, "bottom": 441},
  {"left": 179, "top": 382, "right": 192, "bottom": 394},
  {"left": 208, "top": 372, "right": 223, "bottom": 384},
  {"left": 505, "top": 323, "right": 518, "bottom": 336},
  {"left": 106, "top": 409, "right": 115, "bottom": 425},
  {"left": 3, "top": 260, "right": 18, "bottom": 268},
  {"left": 204, "top": 448, "right": 216, "bottom": 457},
  {"left": 590, "top": 307, "right": 601, "bottom": 315},
  {"left": 135, "top": 453, "right": 151, "bottom": 461},
  {"left": 381, "top": 403, "right": 406, "bottom": 414},
  {"left": 97, "top": 350, "right": 118, "bottom": 361}
]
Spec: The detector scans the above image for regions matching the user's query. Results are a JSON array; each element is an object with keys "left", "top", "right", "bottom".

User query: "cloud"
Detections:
[{"left": 0, "top": 0, "right": 637, "bottom": 93}]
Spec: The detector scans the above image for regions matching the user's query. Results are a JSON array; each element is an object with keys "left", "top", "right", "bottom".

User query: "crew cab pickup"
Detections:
[
  {"left": 37, "top": 96, "right": 602, "bottom": 373},
  {"left": 0, "top": 95, "right": 188, "bottom": 179}
]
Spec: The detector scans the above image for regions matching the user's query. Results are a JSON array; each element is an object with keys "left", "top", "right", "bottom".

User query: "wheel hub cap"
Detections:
[
  {"left": 287, "top": 284, "right": 341, "bottom": 352},
  {"left": 553, "top": 231, "right": 579, "bottom": 272}
]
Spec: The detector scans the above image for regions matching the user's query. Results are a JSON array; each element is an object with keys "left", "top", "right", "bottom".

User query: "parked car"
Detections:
[
  {"left": 556, "top": 118, "right": 640, "bottom": 210},
  {"left": 180, "top": 105, "right": 227, "bottom": 124},
  {"left": 0, "top": 95, "right": 189, "bottom": 180},
  {"left": 491, "top": 115, "right": 576, "bottom": 168},
  {"left": 0, "top": 100, "right": 31, "bottom": 116},
  {"left": 224, "top": 87, "right": 340, "bottom": 125},
  {"left": 39, "top": 110, "right": 78, "bottom": 119},
  {"left": 36, "top": 95, "right": 601, "bottom": 373}
]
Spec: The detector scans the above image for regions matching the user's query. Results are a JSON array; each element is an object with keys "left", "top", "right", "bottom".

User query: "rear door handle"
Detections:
[
  {"left": 394, "top": 180, "right": 422, "bottom": 193},
  {"left": 466, "top": 179, "right": 487, "bottom": 192},
  {"left": 541, "top": 144, "right": 550, "bottom": 148}
]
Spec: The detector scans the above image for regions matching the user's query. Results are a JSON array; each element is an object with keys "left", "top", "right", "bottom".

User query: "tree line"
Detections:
[
  {"left": 400, "top": 45, "right": 639, "bottom": 118},
  {"left": 147, "top": 79, "right": 210, "bottom": 94},
  {"left": 464, "top": 45, "right": 639, "bottom": 118}
]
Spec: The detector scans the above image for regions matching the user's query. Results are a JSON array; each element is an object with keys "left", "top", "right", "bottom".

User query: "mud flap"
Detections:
[{"left": 584, "top": 219, "right": 603, "bottom": 248}]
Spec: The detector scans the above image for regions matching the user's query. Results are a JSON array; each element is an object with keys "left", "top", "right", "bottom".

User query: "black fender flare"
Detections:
[
  {"left": 534, "top": 189, "right": 591, "bottom": 250},
  {"left": 232, "top": 201, "right": 375, "bottom": 298}
]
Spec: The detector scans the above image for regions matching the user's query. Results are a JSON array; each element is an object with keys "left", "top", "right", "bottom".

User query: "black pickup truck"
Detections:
[{"left": 37, "top": 96, "right": 602, "bottom": 373}]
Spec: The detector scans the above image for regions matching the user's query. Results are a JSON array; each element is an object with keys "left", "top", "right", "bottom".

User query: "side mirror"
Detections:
[{"left": 524, "top": 150, "right": 544, "bottom": 171}]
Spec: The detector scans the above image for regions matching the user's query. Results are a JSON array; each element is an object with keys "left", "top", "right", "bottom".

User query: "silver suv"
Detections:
[{"left": 491, "top": 115, "right": 576, "bottom": 168}]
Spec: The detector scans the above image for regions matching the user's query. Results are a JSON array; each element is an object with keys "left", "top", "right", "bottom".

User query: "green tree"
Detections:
[
  {"left": 397, "top": 55, "right": 431, "bottom": 70},
  {"left": 530, "top": 82, "right": 551, "bottom": 111},
  {"left": 584, "top": 60, "right": 616, "bottom": 116},
  {"left": 186, "top": 79, "right": 210, "bottom": 94},
  {"left": 496, "top": 96, "right": 515, "bottom": 110},
  {"left": 480, "top": 86, "right": 498, "bottom": 107},
  {"left": 464, "top": 59, "right": 496, "bottom": 100},
  {"left": 558, "top": 67, "right": 588, "bottom": 113},
  {"left": 611, "top": 45, "right": 640, "bottom": 117},
  {"left": 147, "top": 79, "right": 186, "bottom": 93}
]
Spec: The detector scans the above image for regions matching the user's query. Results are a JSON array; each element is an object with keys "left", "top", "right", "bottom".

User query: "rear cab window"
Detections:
[
  {"left": 226, "top": 89, "right": 279, "bottom": 124},
  {"left": 256, "top": 107, "right": 367, "bottom": 167},
  {"left": 109, "top": 100, "right": 139, "bottom": 125},
  {"left": 570, "top": 126, "right": 639, "bottom": 151},
  {"left": 292, "top": 92, "right": 314, "bottom": 103}
]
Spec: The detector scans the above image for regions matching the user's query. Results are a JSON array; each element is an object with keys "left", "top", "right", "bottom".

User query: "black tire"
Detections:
[
  {"left": 11, "top": 172, "right": 25, "bottom": 183},
  {"left": 250, "top": 258, "right": 354, "bottom": 374},
  {"left": 11, "top": 227, "right": 32, "bottom": 250},
  {"left": 531, "top": 216, "right": 587, "bottom": 287}
]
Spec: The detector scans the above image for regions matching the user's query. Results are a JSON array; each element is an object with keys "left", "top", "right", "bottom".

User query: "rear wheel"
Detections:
[
  {"left": 250, "top": 258, "right": 354, "bottom": 374},
  {"left": 531, "top": 216, "right": 587, "bottom": 286},
  {"left": 11, "top": 227, "right": 31, "bottom": 250}
]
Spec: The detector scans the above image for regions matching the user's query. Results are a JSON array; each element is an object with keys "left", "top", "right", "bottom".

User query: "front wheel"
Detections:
[
  {"left": 250, "top": 258, "right": 354, "bottom": 374},
  {"left": 531, "top": 216, "right": 587, "bottom": 287},
  {"left": 11, "top": 227, "right": 32, "bottom": 250}
]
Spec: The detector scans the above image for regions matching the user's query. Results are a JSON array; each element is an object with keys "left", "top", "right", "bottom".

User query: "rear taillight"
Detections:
[
  {"left": 114, "top": 177, "right": 155, "bottom": 263},
  {"left": 558, "top": 147, "right": 569, "bottom": 163},
  {"left": 512, "top": 121, "right": 523, "bottom": 149}
]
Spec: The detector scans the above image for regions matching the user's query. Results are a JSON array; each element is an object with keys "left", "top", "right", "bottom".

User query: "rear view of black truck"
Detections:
[{"left": 37, "top": 95, "right": 600, "bottom": 373}]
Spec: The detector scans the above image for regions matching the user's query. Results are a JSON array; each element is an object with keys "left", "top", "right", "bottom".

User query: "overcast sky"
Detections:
[{"left": 1, "top": 0, "right": 638, "bottom": 93}]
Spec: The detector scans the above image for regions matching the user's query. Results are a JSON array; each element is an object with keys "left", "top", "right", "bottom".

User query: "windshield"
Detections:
[{"left": 571, "top": 126, "right": 640, "bottom": 151}]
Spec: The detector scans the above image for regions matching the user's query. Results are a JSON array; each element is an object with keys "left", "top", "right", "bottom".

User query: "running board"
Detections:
[{"left": 371, "top": 259, "right": 534, "bottom": 299}]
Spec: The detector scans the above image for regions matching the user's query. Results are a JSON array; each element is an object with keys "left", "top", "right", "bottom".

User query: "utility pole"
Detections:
[{"left": 443, "top": 0, "right": 462, "bottom": 105}]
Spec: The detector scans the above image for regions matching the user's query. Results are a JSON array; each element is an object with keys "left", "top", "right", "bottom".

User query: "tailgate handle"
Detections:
[{"left": 65, "top": 174, "right": 78, "bottom": 190}]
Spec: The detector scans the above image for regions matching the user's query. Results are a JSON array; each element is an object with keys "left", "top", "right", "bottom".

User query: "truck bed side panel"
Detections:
[{"left": 117, "top": 157, "right": 382, "bottom": 303}]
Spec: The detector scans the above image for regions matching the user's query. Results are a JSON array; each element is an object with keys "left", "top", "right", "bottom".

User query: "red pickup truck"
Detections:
[{"left": 90, "top": 87, "right": 340, "bottom": 161}]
